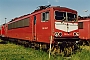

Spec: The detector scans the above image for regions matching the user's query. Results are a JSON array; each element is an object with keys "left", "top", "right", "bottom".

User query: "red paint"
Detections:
[
  {"left": 78, "top": 18, "right": 90, "bottom": 40},
  {"left": 1, "top": 24, "right": 6, "bottom": 37}
]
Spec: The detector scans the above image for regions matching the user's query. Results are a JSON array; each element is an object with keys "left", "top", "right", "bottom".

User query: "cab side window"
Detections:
[
  {"left": 78, "top": 22, "right": 83, "bottom": 29},
  {"left": 42, "top": 11, "right": 49, "bottom": 22}
]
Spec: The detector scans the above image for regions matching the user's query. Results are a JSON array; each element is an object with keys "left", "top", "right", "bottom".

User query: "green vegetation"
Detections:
[
  {"left": 71, "top": 49, "right": 90, "bottom": 60},
  {"left": 0, "top": 40, "right": 64, "bottom": 60},
  {"left": 0, "top": 39, "right": 90, "bottom": 60}
]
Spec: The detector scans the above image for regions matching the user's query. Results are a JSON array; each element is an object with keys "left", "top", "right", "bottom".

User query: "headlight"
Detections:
[
  {"left": 59, "top": 32, "right": 62, "bottom": 37},
  {"left": 73, "top": 32, "right": 79, "bottom": 36},
  {"left": 76, "top": 32, "right": 79, "bottom": 36},
  {"left": 73, "top": 32, "right": 77, "bottom": 36},
  {"left": 54, "top": 32, "right": 58, "bottom": 37}
]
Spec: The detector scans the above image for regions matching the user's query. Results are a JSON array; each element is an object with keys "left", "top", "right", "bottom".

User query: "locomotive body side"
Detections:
[
  {"left": 6, "top": 8, "right": 52, "bottom": 43},
  {"left": 6, "top": 15, "right": 34, "bottom": 41},
  {"left": 78, "top": 19, "right": 90, "bottom": 40}
]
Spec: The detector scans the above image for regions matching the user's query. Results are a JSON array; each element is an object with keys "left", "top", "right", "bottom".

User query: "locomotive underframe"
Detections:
[
  {"left": 79, "top": 39, "right": 90, "bottom": 46},
  {"left": 0, "top": 36, "right": 79, "bottom": 56}
]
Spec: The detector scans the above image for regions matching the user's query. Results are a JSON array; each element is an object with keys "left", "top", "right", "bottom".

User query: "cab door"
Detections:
[
  {"left": 36, "top": 11, "right": 51, "bottom": 43},
  {"left": 33, "top": 15, "right": 36, "bottom": 41}
]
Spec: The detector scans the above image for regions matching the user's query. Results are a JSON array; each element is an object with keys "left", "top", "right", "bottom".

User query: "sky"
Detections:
[{"left": 0, "top": 0, "right": 90, "bottom": 24}]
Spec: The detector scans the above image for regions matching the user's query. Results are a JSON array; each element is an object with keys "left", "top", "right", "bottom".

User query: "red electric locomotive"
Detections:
[
  {"left": 1, "top": 5, "right": 79, "bottom": 55},
  {"left": 0, "top": 24, "right": 6, "bottom": 37},
  {"left": 0, "top": 26, "right": 1, "bottom": 36},
  {"left": 78, "top": 16, "right": 90, "bottom": 45}
]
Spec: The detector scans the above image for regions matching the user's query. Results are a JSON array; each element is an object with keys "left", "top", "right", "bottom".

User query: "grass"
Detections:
[
  {"left": 0, "top": 39, "right": 90, "bottom": 60},
  {"left": 0, "top": 40, "right": 64, "bottom": 60},
  {"left": 70, "top": 49, "right": 90, "bottom": 60}
]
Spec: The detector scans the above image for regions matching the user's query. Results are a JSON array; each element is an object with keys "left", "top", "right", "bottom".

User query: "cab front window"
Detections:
[
  {"left": 55, "top": 11, "right": 66, "bottom": 20},
  {"left": 67, "top": 13, "right": 77, "bottom": 21}
]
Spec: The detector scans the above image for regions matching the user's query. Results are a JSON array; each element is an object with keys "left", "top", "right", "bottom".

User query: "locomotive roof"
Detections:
[
  {"left": 78, "top": 16, "right": 90, "bottom": 20},
  {"left": 8, "top": 5, "right": 77, "bottom": 23},
  {"left": 32, "top": 6, "right": 77, "bottom": 13}
]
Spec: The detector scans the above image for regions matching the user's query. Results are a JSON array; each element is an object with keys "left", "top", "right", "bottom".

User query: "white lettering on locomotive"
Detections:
[{"left": 42, "top": 27, "right": 48, "bottom": 30}]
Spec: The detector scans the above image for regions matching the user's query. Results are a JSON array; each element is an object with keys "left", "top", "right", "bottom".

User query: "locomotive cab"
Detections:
[
  {"left": 54, "top": 7, "right": 79, "bottom": 39},
  {"left": 32, "top": 6, "right": 79, "bottom": 44}
]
